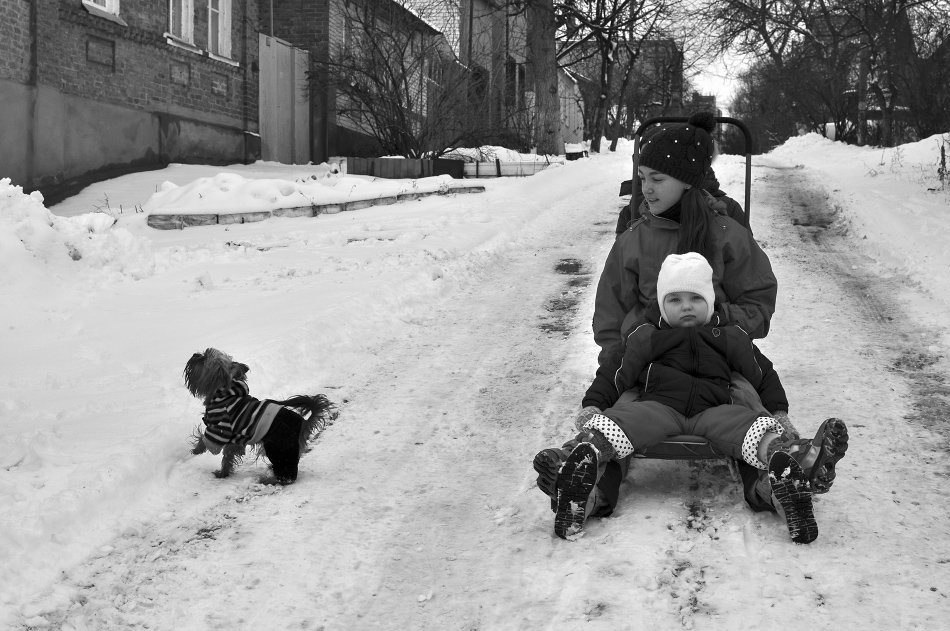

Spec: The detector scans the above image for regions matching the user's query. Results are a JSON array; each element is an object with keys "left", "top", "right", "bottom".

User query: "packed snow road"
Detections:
[{"left": 10, "top": 152, "right": 950, "bottom": 629}]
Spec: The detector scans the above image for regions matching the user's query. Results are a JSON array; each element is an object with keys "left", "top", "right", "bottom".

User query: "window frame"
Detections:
[
  {"left": 84, "top": 0, "right": 120, "bottom": 15},
  {"left": 207, "top": 0, "right": 233, "bottom": 60},
  {"left": 168, "top": 0, "right": 195, "bottom": 45}
]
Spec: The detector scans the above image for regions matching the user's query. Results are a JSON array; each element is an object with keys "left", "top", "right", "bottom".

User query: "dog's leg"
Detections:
[
  {"left": 190, "top": 429, "right": 208, "bottom": 455},
  {"left": 214, "top": 444, "right": 245, "bottom": 478}
]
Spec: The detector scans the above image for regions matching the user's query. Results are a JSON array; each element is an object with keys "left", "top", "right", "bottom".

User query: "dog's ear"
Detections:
[
  {"left": 231, "top": 362, "right": 250, "bottom": 381},
  {"left": 183, "top": 352, "right": 207, "bottom": 397}
]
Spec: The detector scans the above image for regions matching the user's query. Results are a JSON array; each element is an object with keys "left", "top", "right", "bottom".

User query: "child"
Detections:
[{"left": 546, "top": 253, "right": 849, "bottom": 543}]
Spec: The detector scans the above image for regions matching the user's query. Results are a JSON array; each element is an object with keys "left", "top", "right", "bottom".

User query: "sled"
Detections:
[
  {"left": 626, "top": 116, "right": 757, "bottom": 480},
  {"left": 622, "top": 116, "right": 755, "bottom": 230},
  {"left": 635, "top": 434, "right": 741, "bottom": 481}
]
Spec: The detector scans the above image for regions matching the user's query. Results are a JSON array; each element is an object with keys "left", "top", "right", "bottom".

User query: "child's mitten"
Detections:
[
  {"left": 771, "top": 410, "right": 800, "bottom": 440},
  {"left": 574, "top": 405, "right": 602, "bottom": 431}
]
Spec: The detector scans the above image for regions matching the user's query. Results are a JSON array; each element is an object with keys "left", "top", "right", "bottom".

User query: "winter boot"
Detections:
[
  {"left": 534, "top": 429, "right": 618, "bottom": 508},
  {"left": 533, "top": 446, "right": 572, "bottom": 503},
  {"left": 769, "top": 451, "right": 818, "bottom": 544},
  {"left": 766, "top": 417, "right": 849, "bottom": 494},
  {"left": 554, "top": 443, "right": 601, "bottom": 540}
]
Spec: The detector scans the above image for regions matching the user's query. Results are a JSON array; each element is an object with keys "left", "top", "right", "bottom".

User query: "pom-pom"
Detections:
[{"left": 687, "top": 111, "right": 716, "bottom": 134}]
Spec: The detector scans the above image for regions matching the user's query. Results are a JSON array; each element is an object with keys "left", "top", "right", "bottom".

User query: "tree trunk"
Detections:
[
  {"left": 609, "top": 51, "right": 637, "bottom": 152},
  {"left": 856, "top": 48, "right": 871, "bottom": 146},
  {"left": 527, "top": 0, "right": 561, "bottom": 155},
  {"left": 589, "top": 45, "right": 613, "bottom": 154}
]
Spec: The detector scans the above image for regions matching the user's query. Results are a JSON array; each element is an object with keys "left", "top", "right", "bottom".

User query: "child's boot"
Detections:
[
  {"left": 767, "top": 417, "right": 848, "bottom": 494},
  {"left": 533, "top": 444, "right": 575, "bottom": 502},
  {"left": 534, "top": 425, "right": 619, "bottom": 508},
  {"left": 554, "top": 442, "right": 602, "bottom": 540},
  {"left": 768, "top": 451, "right": 818, "bottom": 543}
]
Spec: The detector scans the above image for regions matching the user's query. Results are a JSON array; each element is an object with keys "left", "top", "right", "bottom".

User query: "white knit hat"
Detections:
[{"left": 656, "top": 252, "right": 715, "bottom": 325}]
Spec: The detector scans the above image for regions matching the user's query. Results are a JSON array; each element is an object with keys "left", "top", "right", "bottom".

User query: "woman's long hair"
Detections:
[{"left": 676, "top": 187, "right": 716, "bottom": 263}]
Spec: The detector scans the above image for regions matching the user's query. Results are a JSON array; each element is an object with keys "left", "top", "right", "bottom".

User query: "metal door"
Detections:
[{"left": 259, "top": 35, "right": 310, "bottom": 164}]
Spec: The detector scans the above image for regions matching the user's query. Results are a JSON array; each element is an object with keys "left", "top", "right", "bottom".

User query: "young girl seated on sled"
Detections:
[{"left": 546, "top": 252, "right": 849, "bottom": 543}]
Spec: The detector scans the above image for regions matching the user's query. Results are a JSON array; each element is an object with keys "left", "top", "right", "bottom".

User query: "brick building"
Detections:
[
  {"left": 268, "top": 0, "right": 456, "bottom": 161},
  {"left": 0, "top": 1, "right": 579, "bottom": 201},
  {"left": 1, "top": 0, "right": 262, "bottom": 202}
]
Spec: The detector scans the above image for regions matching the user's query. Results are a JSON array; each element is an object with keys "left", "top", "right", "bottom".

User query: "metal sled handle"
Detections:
[{"left": 632, "top": 116, "right": 755, "bottom": 229}]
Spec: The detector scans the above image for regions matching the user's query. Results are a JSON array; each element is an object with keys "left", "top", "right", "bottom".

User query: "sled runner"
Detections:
[
  {"left": 626, "top": 116, "right": 757, "bottom": 480},
  {"left": 635, "top": 434, "right": 741, "bottom": 481}
]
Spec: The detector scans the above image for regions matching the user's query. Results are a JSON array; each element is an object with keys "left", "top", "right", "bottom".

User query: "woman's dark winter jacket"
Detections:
[
  {"left": 583, "top": 321, "right": 788, "bottom": 415},
  {"left": 588, "top": 199, "right": 777, "bottom": 413}
]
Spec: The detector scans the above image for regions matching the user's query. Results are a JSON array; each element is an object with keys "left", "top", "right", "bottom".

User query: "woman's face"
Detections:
[{"left": 638, "top": 166, "right": 690, "bottom": 215}]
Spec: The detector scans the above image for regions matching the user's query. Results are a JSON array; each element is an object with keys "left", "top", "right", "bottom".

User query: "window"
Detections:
[
  {"left": 208, "top": 0, "right": 232, "bottom": 59},
  {"left": 82, "top": 0, "right": 127, "bottom": 25},
  {"left": 85, "top": 0, "right": 120, "bottom": 15},
  {"left": 169, "top": 0, "right": 194, "bottom": 44}
]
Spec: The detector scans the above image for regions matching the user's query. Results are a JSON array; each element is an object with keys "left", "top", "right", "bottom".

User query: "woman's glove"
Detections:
[
  {"left": 771, "top": 410, "right": 800, "bottom": 440},
  {"left": 574, "top": 405, "right": 602, "bottom": 431}
]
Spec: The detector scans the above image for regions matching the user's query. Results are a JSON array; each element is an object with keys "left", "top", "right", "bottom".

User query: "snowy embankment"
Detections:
[
  {"left": 1, "top": 153, "right": 628, "bottom": 626},
  {"left": 2, "top": 132, "right": 950, "bottom": 629}
]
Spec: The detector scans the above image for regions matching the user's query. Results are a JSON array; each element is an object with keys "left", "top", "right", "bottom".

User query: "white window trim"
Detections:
[
  {"left": 208, "top": 0, "right": 233, "bottom": 59},
  {"left": 83, "top": 0, "right": 120, "bottom": 15},
  {"left": 208, "top": 52, "right": 239, "bottom": 66},
  {"left": 168, "top": 0, "right": 195, "bottom": 45},
  {"left": 165, "top": 34, "right": 202, "bottom": 54},
  {"left": 81, "top": 0, "right": 127, "bottom": 25}
]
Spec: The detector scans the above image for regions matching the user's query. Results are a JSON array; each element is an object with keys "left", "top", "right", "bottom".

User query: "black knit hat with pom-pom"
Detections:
[{"left": 638, "top": 112, "right": 716, "bottom": 188}]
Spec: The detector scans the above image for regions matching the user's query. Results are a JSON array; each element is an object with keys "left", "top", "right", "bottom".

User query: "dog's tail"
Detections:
[{"left": 276, "top": 394, "right": 336, "bottom": 450}]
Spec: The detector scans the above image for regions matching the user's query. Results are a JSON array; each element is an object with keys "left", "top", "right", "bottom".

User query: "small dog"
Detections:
[{"left": 183, "top": 348, "right": 335, "bottom": 484}]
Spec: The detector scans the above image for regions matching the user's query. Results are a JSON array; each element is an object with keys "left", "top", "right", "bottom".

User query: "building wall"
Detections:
[
  {"left": 0, "top": 0, "right": 261, "bottom": 202},
  {"left": 271, "top": 0, "right": 344, "bottom": 161},
  {"left": 273, "top": 0, "right": 440, "bottom": 161},
  {"left": 0, "top": 0, "right": 33, "bottom": 83},
  {"left": 559, "top": 70, "right": 584, "bottom": 145}
]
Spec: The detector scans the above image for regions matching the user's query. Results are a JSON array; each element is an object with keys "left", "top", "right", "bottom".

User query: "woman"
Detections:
[{"left": 535, "top": 112, "right": 795, "bottom": 529}]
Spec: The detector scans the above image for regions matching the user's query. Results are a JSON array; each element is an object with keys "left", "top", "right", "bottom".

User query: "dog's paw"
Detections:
[
  {"left": 259, "top": 475, "right": 294, "bottom": 486},
  {"left": 213, "top": 469, "right": 232, "bottom": 479}
]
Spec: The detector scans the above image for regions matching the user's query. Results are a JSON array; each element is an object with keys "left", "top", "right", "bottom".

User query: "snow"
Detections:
[{"left": 2, "top": 132, "right": 950, "bottom": 628}]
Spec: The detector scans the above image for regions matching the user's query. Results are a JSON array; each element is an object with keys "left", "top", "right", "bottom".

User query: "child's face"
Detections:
[
  {"left": 663, "top": 291, "right": 709, "bottom": 328},
  {"left": 638, "top": 166, "right": 690, "bottom": 215}
]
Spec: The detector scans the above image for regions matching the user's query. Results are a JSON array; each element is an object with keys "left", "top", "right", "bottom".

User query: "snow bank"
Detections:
[
  {"left": 0, "top": 178, "right": 155, "bottom": 283},
  {"left": 770, "top": 132, "right": 948, "bottom": 186},
  {"left": 141, "top": 170, "right": 462, "bottom": 215}
]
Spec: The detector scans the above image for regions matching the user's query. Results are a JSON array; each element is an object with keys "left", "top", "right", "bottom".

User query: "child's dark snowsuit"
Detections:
[
  {"left": 584, "top": 321, "right": 785, "bottom": 461},
  {"left": 578, "top": 321, "right": 789, "bottom": 515}
]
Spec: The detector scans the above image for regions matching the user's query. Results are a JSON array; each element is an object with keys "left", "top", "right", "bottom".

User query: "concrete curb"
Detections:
[{"left": 145, "top": 184, "right": 486, "bottom": 230}]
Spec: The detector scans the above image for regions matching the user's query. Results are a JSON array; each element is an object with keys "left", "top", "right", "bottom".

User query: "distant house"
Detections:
[
  {"left": 1, "top": 0, "right": 267, "bottom": 203},
  {"left": 560, "top": 38, "right": 686, "bottom": 138},
  {"left": 269, "top": 0, "right": 456, "bottom": 161},
  {"left": 559, "top": 68, "right": 584, "bottom": 146}
]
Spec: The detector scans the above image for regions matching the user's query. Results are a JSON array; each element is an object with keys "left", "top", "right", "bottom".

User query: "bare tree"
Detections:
[
  {"left": 527, "top": 0, "right": 563, "bottom": 154},
  {"left": 311, "top": 0, "right": 493, "bottom": 157},
  {"left": 702, "top": 0, "right": 950, "bottom": 146},
  {"left": 896, "top": 2, "right": 950, "bottom": 138},
  {"left": 556, "top": 0, "right": 678, "bottom": 153}
]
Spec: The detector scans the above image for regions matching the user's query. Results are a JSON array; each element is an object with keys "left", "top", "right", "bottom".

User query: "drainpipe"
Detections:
[{"left": 27, "top": 0, "right": 39, "bottom": 190}]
